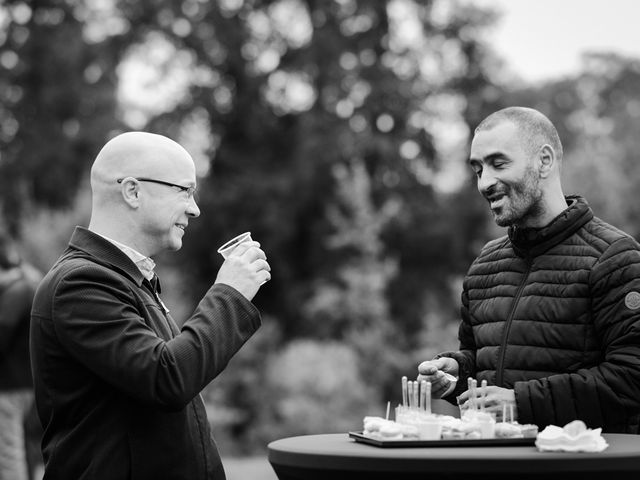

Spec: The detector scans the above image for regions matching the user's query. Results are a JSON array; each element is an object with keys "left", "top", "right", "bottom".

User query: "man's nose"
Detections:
[
  {"left": 187, "top": 197, "right": 200, "bottom": 218},
  {"left": 477, "top": 171, "right": 497, "bottom": 195}
]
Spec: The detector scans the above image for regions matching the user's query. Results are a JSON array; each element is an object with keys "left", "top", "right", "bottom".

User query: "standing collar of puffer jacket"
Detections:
[{"left": 508, "top": 195, "right": 594, "bottom": 258}]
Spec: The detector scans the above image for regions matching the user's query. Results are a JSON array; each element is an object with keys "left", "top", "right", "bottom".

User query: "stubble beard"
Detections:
[{"left": 492, "top": 168, "right": 543, "bottom": 228}]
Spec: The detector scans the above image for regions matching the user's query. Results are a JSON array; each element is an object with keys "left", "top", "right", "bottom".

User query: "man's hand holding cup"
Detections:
[{"left": 215, "top": 232, "right": 271, "bottom": 301}]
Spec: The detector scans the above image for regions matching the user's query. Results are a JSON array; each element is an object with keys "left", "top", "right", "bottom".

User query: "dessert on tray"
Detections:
[
  {"left": 361, "top": 376, "right": 538, "bottom": 441},
  {"left": 359, "top": 376, "right": 609, "bottom": 452},
  {"left": 363, "top": 417, "right": 418, "bottom": 440}
]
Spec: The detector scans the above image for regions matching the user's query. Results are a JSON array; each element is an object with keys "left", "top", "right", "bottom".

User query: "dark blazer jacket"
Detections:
[{"left": 30, "top": 227, "right": 261, "bottom": 479}]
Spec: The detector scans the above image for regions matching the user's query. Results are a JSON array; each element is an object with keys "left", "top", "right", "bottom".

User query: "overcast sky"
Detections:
[{"left": 470, "top": 0, "right": 640, "bottom": 82}]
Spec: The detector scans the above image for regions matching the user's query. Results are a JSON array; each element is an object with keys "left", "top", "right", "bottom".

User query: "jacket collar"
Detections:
[
  {"left": 508, "top": 195, "right": 594, "bottom": 258},
  {"left": 67, "top": 226, "right": 146, "bottom": 287}
]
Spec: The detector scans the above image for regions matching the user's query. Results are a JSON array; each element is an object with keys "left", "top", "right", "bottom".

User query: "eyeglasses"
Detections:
[{"left": 117, "top": 177, "right": 197, "bottom": 199}]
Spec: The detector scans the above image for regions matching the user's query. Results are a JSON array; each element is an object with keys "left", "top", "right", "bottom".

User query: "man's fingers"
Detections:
[
  {"left": 252, "top": 259, "right": 271, "bottom": 273},
  {"left": 241, "top": 246, "right": 267, "bottom": 263},
  {"left": 228, "top": 241, "right": 261, "bottom": 258},
  {"left": 418, "top": 360, "right": 439, "bottom": 374},
  {"left": 260, "top": 270, "right": 272, "bottom": 284}
]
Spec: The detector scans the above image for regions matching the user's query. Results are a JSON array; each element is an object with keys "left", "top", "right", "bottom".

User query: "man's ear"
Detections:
[
  {"left": 120, "top": 178, "right": 141, "bottom": 207},
  {"left": 538, "top": 144, "right": 555, "bottom": 178}
]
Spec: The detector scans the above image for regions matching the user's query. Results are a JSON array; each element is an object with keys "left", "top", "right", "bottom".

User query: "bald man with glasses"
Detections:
[{"left": 30, "top": 132, "right": 271, "bottom": 480}]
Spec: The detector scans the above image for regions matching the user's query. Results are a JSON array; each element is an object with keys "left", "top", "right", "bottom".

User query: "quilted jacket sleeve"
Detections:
[
  {"left": 436, "top": 280, "right": 478, "bottom": 402},
  {"left": 515, "top": 237, "right": 640, "bottom": 432}
]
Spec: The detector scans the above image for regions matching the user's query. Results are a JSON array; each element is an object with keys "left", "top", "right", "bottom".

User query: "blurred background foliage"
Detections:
[{"left": 2, "top": 0, "right": 640, "bottom": 456}]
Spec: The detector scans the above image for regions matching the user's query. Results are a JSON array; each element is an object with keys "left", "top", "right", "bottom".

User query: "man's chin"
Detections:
[
  {"left": 494, "top": 217, "right": 511, "bottom": 227},
  {"left": 491, "top": 209, "right": 513, "bottom": 228},
  {"left": 168, "top": 239, "right": 183, "bottom": 251}
]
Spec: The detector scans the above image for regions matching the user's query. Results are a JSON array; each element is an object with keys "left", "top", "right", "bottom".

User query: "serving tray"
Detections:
[{"left": 349, "top": 431, "right": 536, "bottom": 448}]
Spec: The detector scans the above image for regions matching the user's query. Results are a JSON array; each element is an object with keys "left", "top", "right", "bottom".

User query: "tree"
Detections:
[
  {"left": 128, "top": 0, "right": 507, "bottom": 445},
  {"left": 3, "top": 0, "right": 514, "bottom": 452},
  {"left": 0, "top": 0, "right": 123, "bottom": 234},
  {"left": 505, "top": 52, "right": 640, "bottom": 237}
]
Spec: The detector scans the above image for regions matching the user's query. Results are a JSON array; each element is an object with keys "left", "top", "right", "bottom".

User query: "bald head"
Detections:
[
  {"left": 88, "top": 132, "right": 200, "bottom": 255},
  {"left": 91, "top": 132, "right": 193, "bottom": 191},
  {"left": 475, "top": 107, "right": 563, "bottom": 164}
]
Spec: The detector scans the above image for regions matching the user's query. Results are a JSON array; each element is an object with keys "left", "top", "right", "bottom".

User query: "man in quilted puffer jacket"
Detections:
[{"left": 417, "top": 106, "right": 640, "bottom": 433}]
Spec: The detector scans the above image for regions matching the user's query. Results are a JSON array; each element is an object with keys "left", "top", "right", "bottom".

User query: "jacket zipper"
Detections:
[{"left": 495, "top": 258, "right": 532, "bottom": 386}]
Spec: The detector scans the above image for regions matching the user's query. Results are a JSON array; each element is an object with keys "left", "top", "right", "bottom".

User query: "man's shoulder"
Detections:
[
  {"left": 33, "top": 250, "right": 141, "bottom": 316},
  {"left": 587, "top": 216, "right": 637, "bottom": 241},
  {"left": 582, "top": 216, "right": 640, "bottom": 254},
  {"left": 476, "top": 234, "right": 511, "bottom": 259},
  {"left": 46, "top": 247, "right": 97, "bottom": 275},
  {"left": 39, "top": 249, "right": 130, "bottom": 293},
  {"left": 463, "top": 235, "right": 512, "bottom": 277}
]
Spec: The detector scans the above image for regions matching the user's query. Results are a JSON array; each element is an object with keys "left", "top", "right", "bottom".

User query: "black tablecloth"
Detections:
[{"left": 268, "top": 433, "right": 640, "bottom": 480}]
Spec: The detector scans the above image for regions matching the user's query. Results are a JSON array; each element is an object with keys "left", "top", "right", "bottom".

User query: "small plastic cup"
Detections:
[
  {"left": 478, "top": 418, "right": 496, "bottom": 439},
  {"left": 416, "top": 418, "right": 443, "bottom": 440},
  {"left": 441, "top": 372, "right": 458, "bottom": 396},
  {"left": 476, "top": 411, "right": 497, "bottom": 439},
  {"left": 217, "top": 232, "right": 253, "bottom": 259}
]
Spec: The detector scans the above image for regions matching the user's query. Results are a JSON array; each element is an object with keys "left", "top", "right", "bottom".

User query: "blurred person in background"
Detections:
[
  {"left": 30, "top": 132, "right": 271, "bottom": 480},
  {"left": 0, "top": 233, "right": 42, "bottom": 480},
  {"left": 418, "top": 107, "right": 640, "bottom": 433}
]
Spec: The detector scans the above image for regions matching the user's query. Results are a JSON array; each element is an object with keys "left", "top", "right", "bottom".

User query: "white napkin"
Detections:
[{"left": 535, "top": 420, "right": 608, "bottom": 453}]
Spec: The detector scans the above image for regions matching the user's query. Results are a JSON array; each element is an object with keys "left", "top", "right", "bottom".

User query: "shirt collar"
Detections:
[{"left": 94, "top": 233, "right": 156, "bottom": 281}]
